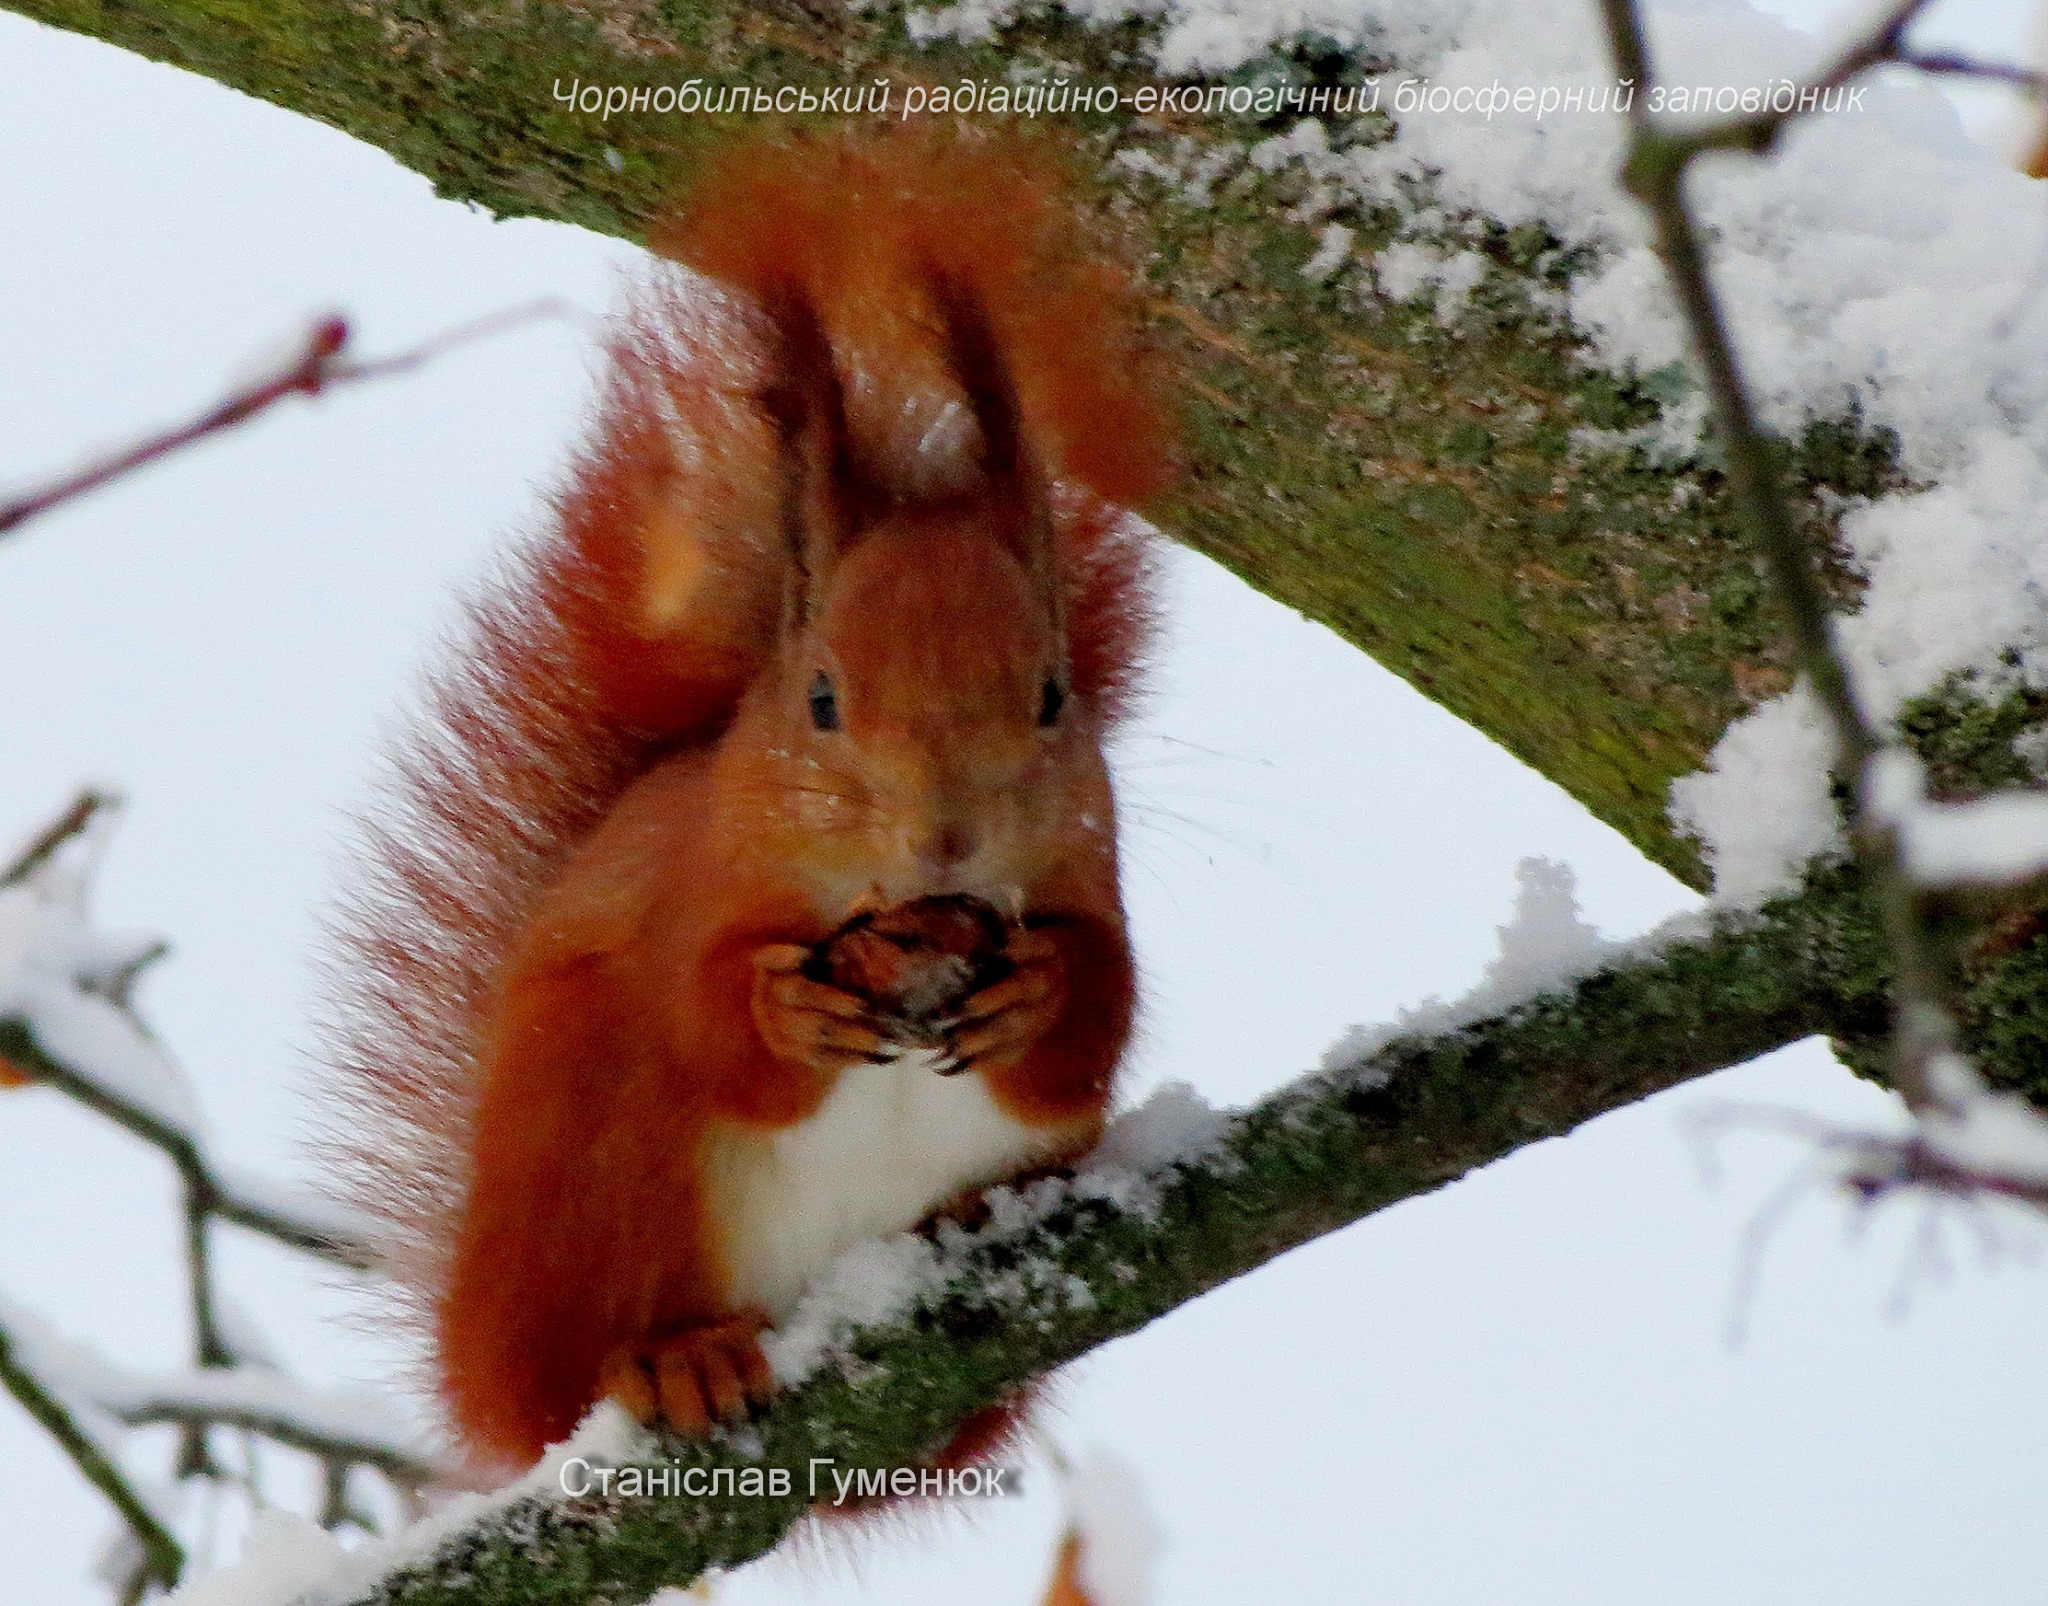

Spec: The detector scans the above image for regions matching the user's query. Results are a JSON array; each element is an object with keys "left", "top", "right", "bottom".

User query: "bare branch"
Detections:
[
  {"left": 1598, "top": 0, "right": 1964, "bottom": 1113},
  {"left": 0, "top": 300, "right": 570, "bottom": 539},
  {"left": 1631, "top": 0, "right": 1937, "bottom": 159},
  {"left": 1897, "top": 50, "right": 2048, "bottom": 96},
  {"left": 0, "top": 788, "right": 119, "bottom": 888}
]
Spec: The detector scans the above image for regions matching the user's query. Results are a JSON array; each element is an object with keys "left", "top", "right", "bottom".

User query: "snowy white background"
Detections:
[{"left": 2, "top": 0, "right": 2047, "bottom": 1601}]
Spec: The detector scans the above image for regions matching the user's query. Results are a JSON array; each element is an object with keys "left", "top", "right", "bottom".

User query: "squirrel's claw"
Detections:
[
  {"left": 751, "top": 944, "right": 888, "bottom": 1072},
  {"left": 597, "top": 1347, "right": 658, "bottom": 1425},
  {"left": 945, "top": 929, "right": 1065, "bottom": 1074},
  {"left": 601, "top": 1311, "right": 776, "bottom": 1439}
]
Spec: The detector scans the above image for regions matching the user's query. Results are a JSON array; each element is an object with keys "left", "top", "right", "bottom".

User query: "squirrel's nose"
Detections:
[{"left": 915, "top": 824, "right": 974, "bottom": 874}]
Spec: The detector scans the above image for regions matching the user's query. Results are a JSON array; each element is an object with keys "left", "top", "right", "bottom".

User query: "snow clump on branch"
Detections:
[{"left": 918, "top": 0, "right": 2048, "bottom": 909}]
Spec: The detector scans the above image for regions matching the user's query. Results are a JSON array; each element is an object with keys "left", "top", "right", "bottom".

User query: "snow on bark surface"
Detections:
[
  {"left": 166, "top": 1406, "right": 646, "bottom": 1606},
  {"left": 761, "top": 1077, "right": 1232, "bottom": 1387},
  {"left": 1865, "top": 746, "right": 2048, "bottom": 889},
  {"left": 84, "top": 0, "right": 2048, "bottom": 1594},
  {"left": 158, "top": 1073, "right": 1234, "bottom": 1603},
  {"left": 1319, "top": 856, "right": 1683, "bottom": 1075},
  {"left": 1667, "top": 683, "right": 1842, "bottom": 908}
]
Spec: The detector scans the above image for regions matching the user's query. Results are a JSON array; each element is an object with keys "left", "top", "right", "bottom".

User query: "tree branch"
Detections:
[
  {"left": 0, "top": 796, "right": 432, "bottom": 1588},
  {"left": 1899, "top": 51, "right": 2048, "bottom": 95},
  {"left": 0, "top": 788, "right": 119, "bottom": 888},
  {"left": 111, "top": 1389, "right": 433, "bottom": 1490},
  {"left": 1597, "top": 0, "right": 1963, "bottom": 1115},
  {"left": 0, "top": 1012, "right": 378, "bottom": 1274},
  {"left": 288, "top": 877, "right": 1891, "bottom": 1605},
  {"left": 1597, "top": 0, "right": 2048, "bottom": 1211},
  {"left": 15, "top": 5, "right": 2048, "bottom": 1598},
  {"left": 0, "top": 791, "right": 376, "bottom": 1272},
  {"left": 0, "top": 0, "right": 1923, "bottom": 884}
]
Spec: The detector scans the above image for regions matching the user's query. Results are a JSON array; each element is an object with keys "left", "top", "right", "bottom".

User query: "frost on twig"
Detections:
[
  {"left": 1, "top": 1293, "right": 432, "bottom": 1482},
  {"left": 0, "top": 791, "right": 378, "bottom": 1272},
  {"left": 0, "top": 1299, "right": 185, "bottom": 1601}
]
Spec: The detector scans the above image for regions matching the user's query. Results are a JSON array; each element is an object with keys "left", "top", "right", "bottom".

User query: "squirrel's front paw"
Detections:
[
  {"left": 598, "top": 1310, "right": 776, "bottom": 1437},
  {"left": 751, "top": 943, "right": 887, "bottom": 1073},
  {"left": 943, "top": 928, "right": 1065, "bottom": 1075}
]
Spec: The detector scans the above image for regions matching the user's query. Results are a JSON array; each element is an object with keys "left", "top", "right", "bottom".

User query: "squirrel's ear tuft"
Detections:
[
  {"left": 650, "top": 124, "right": 1176, "bottom": 517},
  {"left": 927, "top": 270, "right": 1064, "bottom": 638},
  {"left": 758, "top": 289, "right": 879, "bottom": 629}
]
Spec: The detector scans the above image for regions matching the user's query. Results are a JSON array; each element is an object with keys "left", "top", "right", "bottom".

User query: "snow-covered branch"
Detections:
[
  {"left": 0, "top": 793, "right": 377, "bottom": 1274},
  {"left": 0, "top": 796, "right": 425, "bottom": 1598},
  {"left": 1600, "top": 0, "right": 2048, "bottom": 1209},
  {"left": 0, "top": 1292, "right": 436, "bottom": 1492},
  {"left": 15, "top": 0, "right": 2048, "bottom": 1598},
  {"left": 182, "top": 873, "right": 1891, "bottom": 1604},
  {"left": 0, "top": 1302, "right": 184, "bottom": 1601}
]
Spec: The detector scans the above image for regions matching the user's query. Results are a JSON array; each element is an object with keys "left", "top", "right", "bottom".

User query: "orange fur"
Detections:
[{"left": 320, "top": 123, "right": 1172, "bottom": 1478}]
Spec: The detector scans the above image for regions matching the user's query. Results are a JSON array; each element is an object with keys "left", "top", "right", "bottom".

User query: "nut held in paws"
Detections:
[{"left": 811, "top": 894, "right": 1013, "bottom": 1048}]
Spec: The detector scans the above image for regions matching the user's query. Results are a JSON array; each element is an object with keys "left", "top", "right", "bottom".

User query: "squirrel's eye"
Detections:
[
  {"left": 1037, "top": 677, "right": 1066, "bottom": 729},
  {"left": 808, "top": 671, "right": 841, "bottom": 732}
]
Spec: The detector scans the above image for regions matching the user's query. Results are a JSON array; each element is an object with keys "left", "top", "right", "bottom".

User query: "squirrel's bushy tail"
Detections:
[{"left": 316, "top": 124, "right": 1173, "bottom": 1411}]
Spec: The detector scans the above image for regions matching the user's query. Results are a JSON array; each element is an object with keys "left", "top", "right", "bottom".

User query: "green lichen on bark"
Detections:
[{"left": 6, "top": 0, "right": 1919, "bottom": 883}]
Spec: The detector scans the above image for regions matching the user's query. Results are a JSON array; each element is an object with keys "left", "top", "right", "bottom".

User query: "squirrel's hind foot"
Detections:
[{"left": 599, "top": 1310, "right": 776, "bottom": 1437}]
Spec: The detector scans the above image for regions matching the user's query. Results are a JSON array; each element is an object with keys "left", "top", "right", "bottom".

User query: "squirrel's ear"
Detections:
[
  {"left": 760, "top": 291, "right": 874, "bottom": 631},
  {"left": 928, "top": 272, "right": 1066, "bottom": 647}
]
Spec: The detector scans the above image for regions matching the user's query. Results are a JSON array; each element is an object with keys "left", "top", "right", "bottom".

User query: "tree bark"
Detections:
[
  {"left": 10, "top": 0, "right": 1895, "bottom": 884},
  {"left": 23, "top": 0, "right": 2040, "bottom": 1097}
]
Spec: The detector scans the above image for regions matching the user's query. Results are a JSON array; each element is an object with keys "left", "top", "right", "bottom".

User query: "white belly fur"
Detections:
[{"left": 703, "top": 1051, "right": 1082, "bottom": 1319}]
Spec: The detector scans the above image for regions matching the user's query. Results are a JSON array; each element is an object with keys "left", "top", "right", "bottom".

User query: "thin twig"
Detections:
[
  {"left": 0, "top": 796, "right": 376, "bottom": 1271},
  {"left": 111, "top": 1393, "right": 436, "bottom": 1488},
  {"left": 1598, "top": 0, "right": 1961, "bottom": 1110},
  {"left": 0, "top": 787, "right": 118, "bottom": 888},
  {"left": 0, "top": 299, "right": 570, "bottom": 539},
  {"left": 1899, "top": 51, "right": 2048, "bottom": 96},
  {"left": 0, "top": 1017, "right": 377, "bottom": 1273},
  {"left": 1648, "top": 0, "right": 1936, "bottom": 158},
  {"left": 0, "top": 1313, "right": 184, "bottom": 1591},
  {"left": 1, "top": 790, "right": 398, "bottom": 1548}
]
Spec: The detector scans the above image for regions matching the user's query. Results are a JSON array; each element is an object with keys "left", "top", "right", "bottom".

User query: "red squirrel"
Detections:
[{"left": 322, "top": 124, "right": 1174, "bottom": 1476}]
